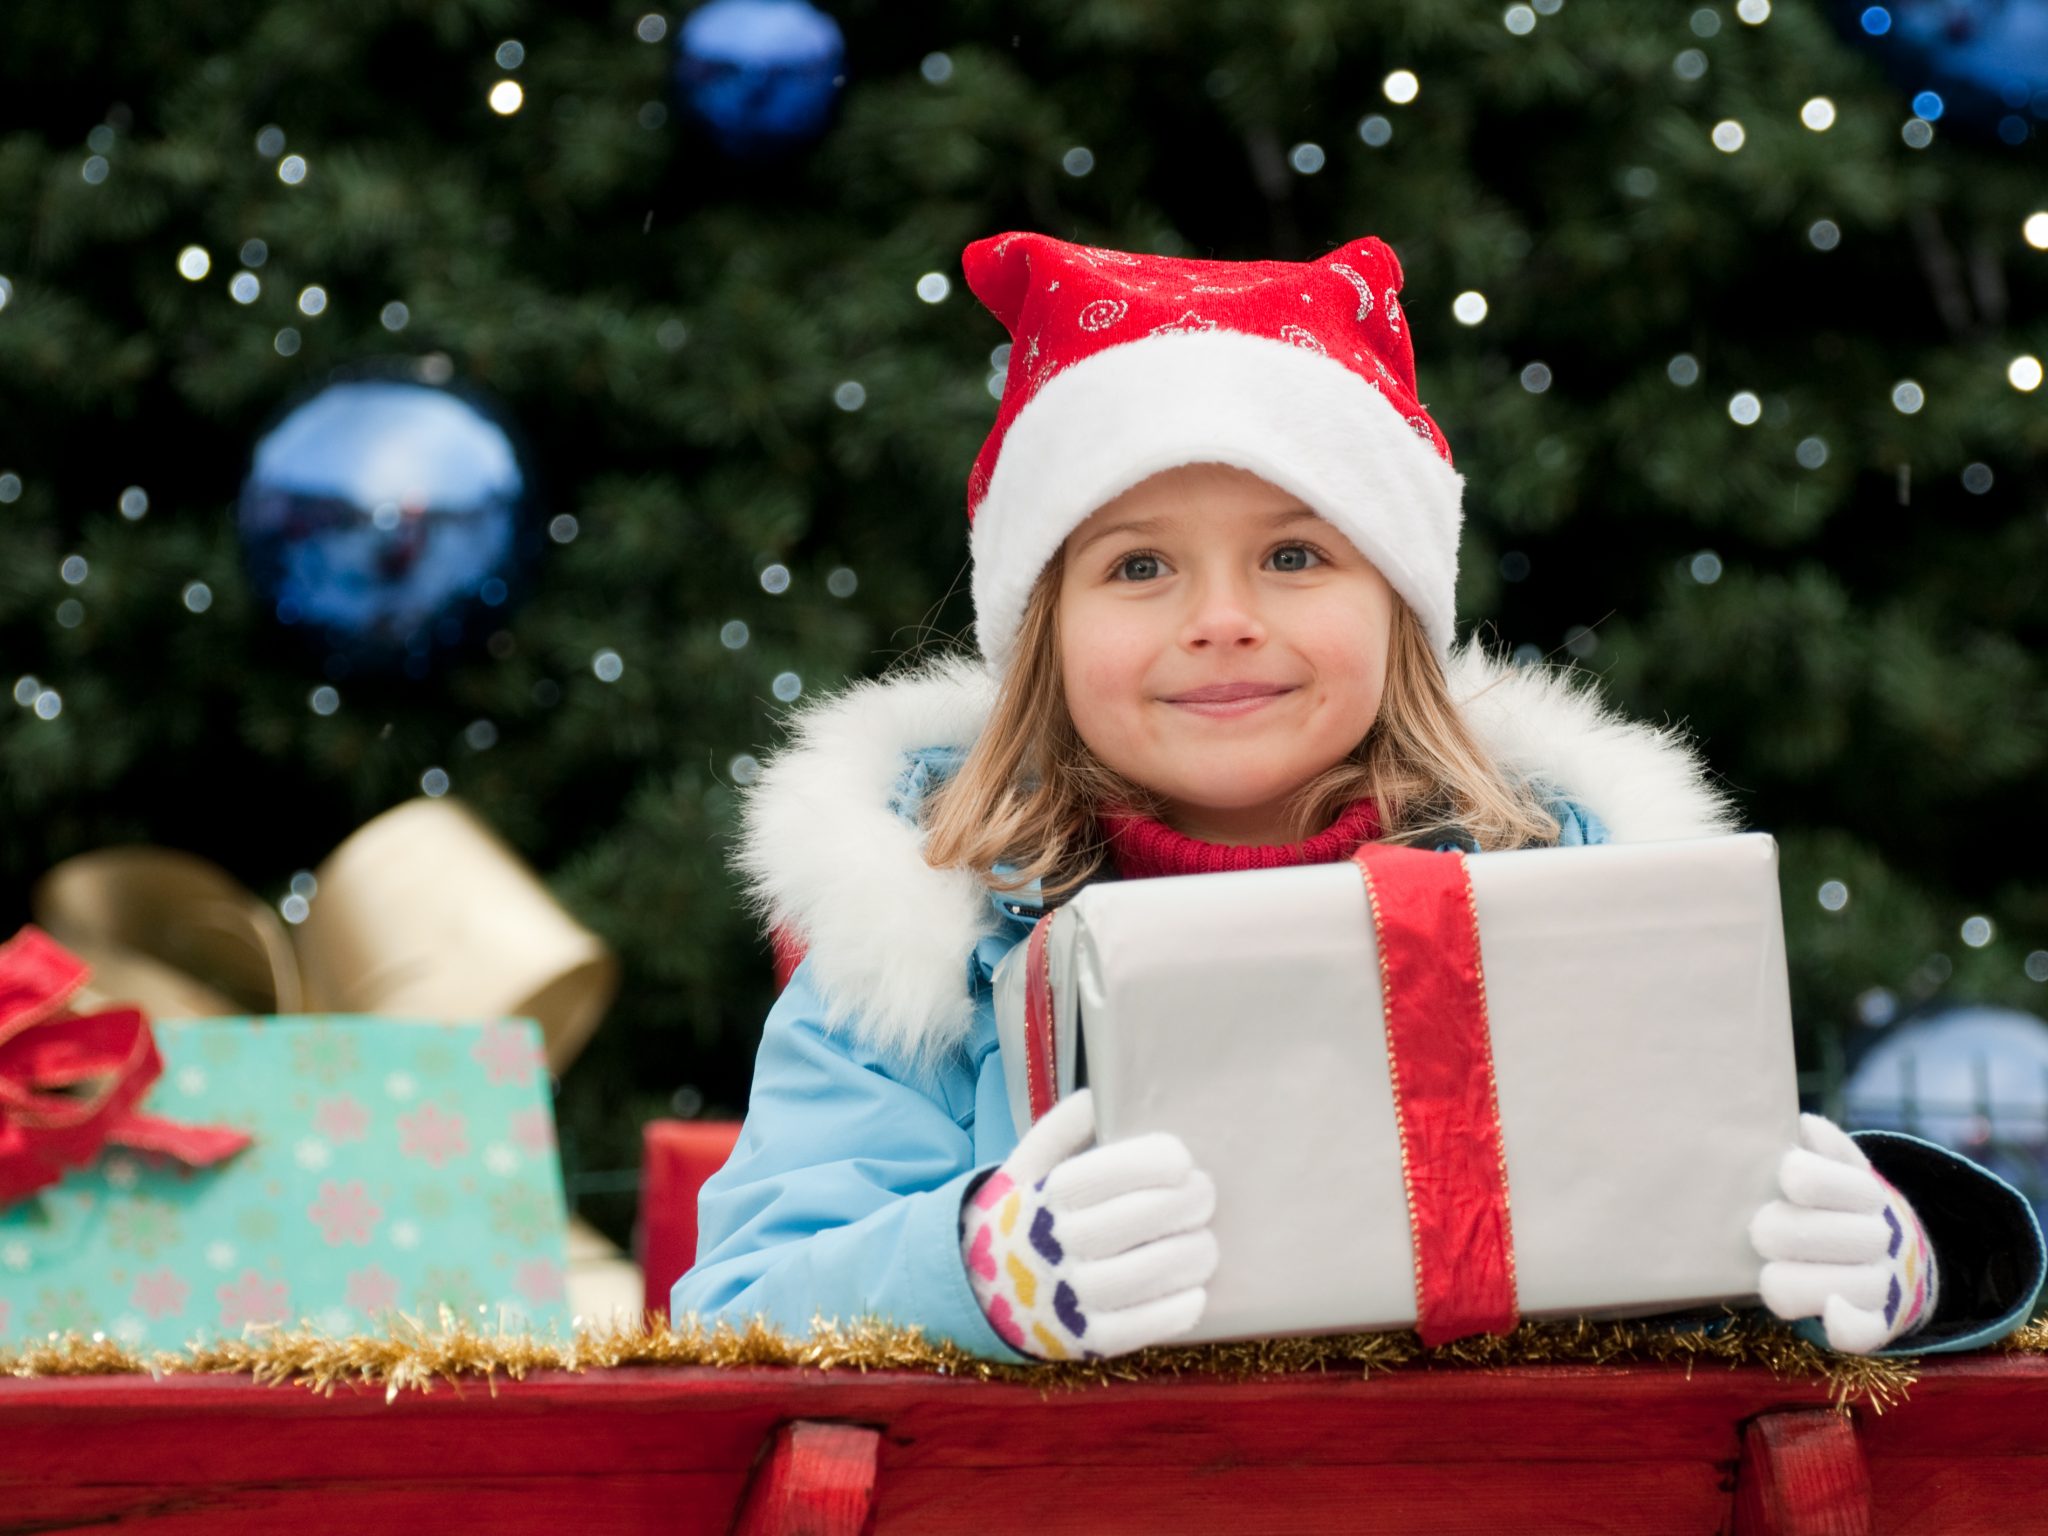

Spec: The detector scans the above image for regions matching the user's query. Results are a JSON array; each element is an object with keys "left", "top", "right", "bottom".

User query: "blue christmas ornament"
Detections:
[
  {"left": 1835, "top": 0, "right": 2048, "bottom": 145},
  {"left": 673, "top": 0, "right": 846, "bottom": 159},
  {"left": 1844, "top": 1004, "right": 2048, "bottom": 1221},
  {"left": 238, "top": 374, "right": 537, "bottom": 679}
]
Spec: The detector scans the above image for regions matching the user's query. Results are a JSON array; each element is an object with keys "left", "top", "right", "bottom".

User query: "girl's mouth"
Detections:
[{"left": 1164, "top": 688, "right": 1295, "bottom": 719}]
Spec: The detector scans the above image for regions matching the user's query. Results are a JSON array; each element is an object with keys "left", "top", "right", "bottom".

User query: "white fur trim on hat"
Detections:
[{"left": 970, "top": 328, "right": 1464, "bottom": 671}]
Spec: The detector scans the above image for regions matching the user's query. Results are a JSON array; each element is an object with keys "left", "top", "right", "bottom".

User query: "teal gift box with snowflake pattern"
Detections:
[{"left": 0, "top": 1017, "right": 569, "bottom": 1348}]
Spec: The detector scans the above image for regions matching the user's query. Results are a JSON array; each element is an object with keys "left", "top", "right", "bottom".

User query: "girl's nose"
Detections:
[{"left": 1180, "top": 573, "right": 1266, "bottom": 650}]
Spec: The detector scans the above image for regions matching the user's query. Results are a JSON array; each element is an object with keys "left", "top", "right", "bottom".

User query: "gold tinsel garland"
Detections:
[{"left": 7, "top": 1309, "right": 2031, "bottom": 1408}]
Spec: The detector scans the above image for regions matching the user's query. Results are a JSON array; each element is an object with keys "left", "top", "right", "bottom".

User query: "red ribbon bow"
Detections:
[{"left": 0, "top": 925, "right": 252, "bottom": 1207}]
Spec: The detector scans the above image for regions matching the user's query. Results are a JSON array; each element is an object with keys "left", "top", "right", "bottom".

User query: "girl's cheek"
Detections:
[
  {"left": 1066, "top": 656, "right": 1126, "bottom": 726},
  {"left": 1067, "top": 649, "right": 1150, "bottom": 754}
]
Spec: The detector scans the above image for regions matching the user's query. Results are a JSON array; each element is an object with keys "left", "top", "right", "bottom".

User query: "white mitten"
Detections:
[
  {"left": 959, "top": 1088, "right": 1217, "bottom": 1360},
  {"left": 1750, "top": 1113, "right": 1939, "bottom": 1354}
]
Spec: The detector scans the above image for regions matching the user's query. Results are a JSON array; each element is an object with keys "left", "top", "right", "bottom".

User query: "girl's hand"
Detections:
[
  {"left": 1749, "top": 1113, "right": 1939, "bottom": 1354},
  {"left": 959, "top": 1088, "right": 1217, "bottom": 1360}
]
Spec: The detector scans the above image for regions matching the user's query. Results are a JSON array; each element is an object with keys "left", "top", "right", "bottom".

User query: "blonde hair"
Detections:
[{"left": 921, "top": 555, "right": 1560, "bottom": 897}]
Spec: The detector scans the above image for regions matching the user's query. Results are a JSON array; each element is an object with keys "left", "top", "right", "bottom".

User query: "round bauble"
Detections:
[
  {"left": 673, "top": 0, "right": 847, "bottom": 159},
  {"left": 238, "top": 369, "right": 539, "bottom": 679}
]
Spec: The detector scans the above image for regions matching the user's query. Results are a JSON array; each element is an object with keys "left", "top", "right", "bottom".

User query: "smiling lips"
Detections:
[{"left": 1163, "top": 682, "right": 1297, "bottom": 718}]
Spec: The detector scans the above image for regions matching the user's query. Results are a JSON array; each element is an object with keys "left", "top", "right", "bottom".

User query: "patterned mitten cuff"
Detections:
[
  {"left": 1751, "top": 1113, "right": 1939, "bottom": 1353},
  {"left": 1871, "top": 1170, "right": 1939, "bottom": 1338},
  {"left": 958, "top": 1088, "right": 1217, "bottom": 1361}
]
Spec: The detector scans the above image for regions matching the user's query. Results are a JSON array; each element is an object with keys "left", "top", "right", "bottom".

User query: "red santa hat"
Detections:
[{"left": 961, "top": 230, "right": 1463, "bottom": 671}]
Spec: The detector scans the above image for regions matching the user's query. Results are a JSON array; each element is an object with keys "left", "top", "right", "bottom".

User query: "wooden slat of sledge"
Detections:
[
  {"left": 731, "top": 1421, "right": 880, "bottom": 1536},
  {"left": 877, "top": 1460, "right": 1728, "bottom": 1534},
  {"left": 1868, "top": 1456, "right": 2048, "bottom": 1534},
  {"left": 3, "top": 1476, "right": 751, "bottom": 1536},
  {"left": 0, "top": 1366, "right": 1834, "bottom": 1485},
  {"left": 1734, "top": 1411, "right": 1871, "bottom": 1536}
]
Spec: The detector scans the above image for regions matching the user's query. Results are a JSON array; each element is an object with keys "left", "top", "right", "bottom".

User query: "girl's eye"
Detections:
[
  {"left": 1114, "top": 552, "right": 1164, "bottom": 582},
  {"left": 1268, "top": 544, "right": 1324, "bottom": 572}
]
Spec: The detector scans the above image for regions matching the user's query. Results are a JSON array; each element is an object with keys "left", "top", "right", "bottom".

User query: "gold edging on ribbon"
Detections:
[{"left": 1454, "top": 850, "right": 1520, "bottom": 1307}]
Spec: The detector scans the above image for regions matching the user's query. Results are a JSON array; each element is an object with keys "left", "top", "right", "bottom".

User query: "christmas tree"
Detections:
[{"left": 3, "top": 0, "right": 2043, "bottom": 1236}]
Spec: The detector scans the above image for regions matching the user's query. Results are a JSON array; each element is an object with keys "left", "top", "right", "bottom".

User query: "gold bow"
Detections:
[{"left": 31, "top": 797, "right": 617, "bottom": 1075}]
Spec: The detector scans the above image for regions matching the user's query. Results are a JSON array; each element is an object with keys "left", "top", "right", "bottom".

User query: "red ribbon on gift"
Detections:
[
  {"left": 0, "top": 925, "right": 252, "bottom": 1207},
  {"left": 1351, "top": 843, "right": 1519, "bottom": 1347}
]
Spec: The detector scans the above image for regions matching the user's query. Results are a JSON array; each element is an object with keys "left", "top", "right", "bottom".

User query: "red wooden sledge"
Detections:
[{"left": 3, "top": 1355, "right": 2045, "bottom": 1533}]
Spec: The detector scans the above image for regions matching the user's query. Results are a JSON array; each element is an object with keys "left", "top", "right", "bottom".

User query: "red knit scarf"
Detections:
[{"left": 1100, "top": 797, "right": 1382, "bottom": 879}]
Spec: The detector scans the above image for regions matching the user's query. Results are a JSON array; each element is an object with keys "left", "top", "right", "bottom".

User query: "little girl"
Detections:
[{"left": 676, "top": 230, "right": 2043, "bottom": 1362}]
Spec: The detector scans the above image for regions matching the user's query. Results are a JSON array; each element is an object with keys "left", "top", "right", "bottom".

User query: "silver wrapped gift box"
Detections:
[{"left": 993, "top": 833, "right": 1800, "bottom": 1345}]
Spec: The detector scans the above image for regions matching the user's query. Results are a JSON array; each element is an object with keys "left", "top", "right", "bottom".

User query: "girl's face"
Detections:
[{"left": 1057, "top": 462, "right": 1396, "bottom": 845}]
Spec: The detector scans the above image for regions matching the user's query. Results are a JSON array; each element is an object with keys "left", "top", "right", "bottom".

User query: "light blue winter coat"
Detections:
[{"left": 674, "top": 660, "right": 2043, "bottom": 1360}]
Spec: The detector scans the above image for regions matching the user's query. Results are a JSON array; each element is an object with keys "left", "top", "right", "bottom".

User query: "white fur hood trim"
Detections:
[{"left": 733, "top": 647, "right": 1739, "bottom": 1071}]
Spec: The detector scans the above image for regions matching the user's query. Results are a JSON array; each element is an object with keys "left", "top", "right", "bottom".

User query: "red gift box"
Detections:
[{"left": 639, "top": 1119, "right": 742, "bottom": 1319}]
